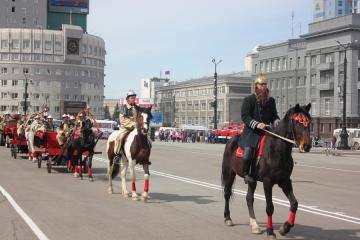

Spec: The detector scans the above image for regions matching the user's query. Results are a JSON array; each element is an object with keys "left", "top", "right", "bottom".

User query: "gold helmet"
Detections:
[{"left": 254, "top": 72, "right": 267, "bottom": 85}]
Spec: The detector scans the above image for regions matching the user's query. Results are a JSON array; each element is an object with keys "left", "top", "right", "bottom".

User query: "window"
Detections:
[
  {"left": 297, "top": 77, "right": 301, "bottom": 87},
  {"left": 12, "top": 39, "right": 20, "bottom": 49},
  {"left": 23, "top": 39, "right": 30, "bottom": 49},
  {"left": 338, "top": 0, "right": 343, "bottom": 6},
  {"left": 303, "top": 76, "right": 307, "bottom": 86},
  {"left": 296, "top": 57, "right": 301, "bottom": 68},
  {"left": 12, "top": 53, "right": 20, "bottom": 61},
  {"left": 11, "top": 6, "right": 15, "bottom": 12},
  {"left": 271, "top": 60, "right": 275, "bottom": 72},
  {"left": 338, "top": 9, "right": 343, "bottom": 15},
  {"left": 45, "top": 41, "right": 52, "bottom": 50},
  {"left": 276, "top": 79, "right": 280, "bottom": 89},
  {"left": 23, "top": 68, "right": 29, "bottom": 74},
  {"left": 289, "top": 58, "right": 293, "bottom": 69},
  {"left": 324, "top": 99, "right": 331, "bottom": 115},
  {"left": 34, "top": 68, "right": 40, "bottom": 75},
  {"left": 12, "top": 80, "right": 18, "bottom": 86},
  {"left": 339, "top": 51, "right": 345, "bottom": 63},
  {"left": 33, "top": 106, "right": 40, "bottom": 112},
  {"left": 1, "top": 53, "right": 9, "bottom": 60},
  {"left": 12, "top": 67, "right": 20, "bottom": 74},
  {"left": 34, "top": 40, "right": 41, "bottom": 49},
  {"left": 1, "top": 40, "right": 8, "bottom": 49},
  {"left": 11, "top": 93, "right": 18, "bottom": 99},
  {"left": 311, "top": 55, "right": 317, "bottom": 67},
  {"left": 311, "top": 74, "right": 316, "bottom": 86},
  {"left": 1, "top": 92, "right": 8, "bottom": 98},
  {"left": 311, "top": 101, "right": 317, "bottom": 116},
  {"left": 304, "top": 56, "right": 308, "bottom": 67},
  {"left": 1, "top": 106, "right": 7, "bottom": 111},
  {"left": 254, "top": 64, "right": 258, "bottom": 73},
  {"left": 55, "top": 69, "right": 62, "bottom": 76},
  {"left": 289, "top": 77, "right": 293, "bottom": 88},
  {"left": 325, "top": 53, "right": 334, "bottom": 63},
  {"left": 44, "top": 54, "right": 53, "bottom": 62},
  {"left": 282, "top": 78, "right": 286, "bottom": 88},
  {"left": 1, "top": 67, "right": 8, "bottom": 74},
  {"left": 33, "top": 54, "right": 42, "bottom": 61},
  {"left": 23, "top": 54, "right": 31, "bottom": 61},
  {"left": 55, "top": 42, "right": 62, "bottom": 51}
]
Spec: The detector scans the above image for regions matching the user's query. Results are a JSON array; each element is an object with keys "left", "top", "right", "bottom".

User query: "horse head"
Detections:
[
  {"left": 283, "top": 103, "right": 312, "bottom": 153},
  {"left": 135, "top": 106, "right": 152, "bottom": 135}
]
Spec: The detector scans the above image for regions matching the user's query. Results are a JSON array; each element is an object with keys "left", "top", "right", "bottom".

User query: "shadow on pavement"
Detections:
[{"left": 148, "top": 192, "right": 217, "bottom": 205}]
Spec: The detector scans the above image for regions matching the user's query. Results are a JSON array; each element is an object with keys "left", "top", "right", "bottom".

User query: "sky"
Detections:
[{"left": 87, "top": 0, "right": 313, "bottom": 99}]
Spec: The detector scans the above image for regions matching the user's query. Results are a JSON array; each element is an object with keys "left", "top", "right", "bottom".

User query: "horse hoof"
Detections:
[
  {"left": 267, "top": 234, "right": 277, "bottom": 240},
  {"left": 89, "top": 177, "right": 94, "bottom": 182},
  {"left": 279, "top": 221, "right": 293, "bottom": 236},
  {"left": 122, "top": 192, "right": 130, "bottom": 198},
  {"left": 224, "top": 219, "right": 233, "bottom": 226},
  {"left": 107, "top": 188, "right": 113, "bottom": 194},
  {"left": 141, "top": 192, "right": 149, "bottom": 202},
  {"left": 74, "top": 173, "right": 79, "bottom": 178},
  {"left": 251, "top": 226, "right": 261, "bottom": 234}
]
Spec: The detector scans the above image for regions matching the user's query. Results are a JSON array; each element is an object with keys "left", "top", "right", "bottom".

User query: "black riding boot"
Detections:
[{"left": 243, "top": 147, "right": 255, "bottom": 184}]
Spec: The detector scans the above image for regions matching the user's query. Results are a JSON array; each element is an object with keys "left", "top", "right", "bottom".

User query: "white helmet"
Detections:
[
  {"left": 47, "top": 115, "right": 53, "bottom": 119},
  {"left": 62, "top": 114, "right": 67, "bottom": 118},
  {"left": 70, "top": 116, "right": 75, "bottom": 120},
  {"left": 126, "top": 90, "right": 137, "bottom": 99}
]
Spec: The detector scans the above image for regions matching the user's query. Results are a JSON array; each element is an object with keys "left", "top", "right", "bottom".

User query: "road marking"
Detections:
[
  {"left": 93, "top": 156, "right": 360, "bottom": 225},
  {"left": 152, "top": 147, "right": 360, "bottom": 173},
  {"left": 296, "top": 164, "right": 360, "bottom": 173},
  {"left": 0, "top": 185, "right": 49, "bottom": 240}
]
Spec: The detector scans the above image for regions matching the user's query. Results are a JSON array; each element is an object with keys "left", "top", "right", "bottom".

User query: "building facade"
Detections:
[
  {"left": 250, "top": 14, "right": 360, "bottom": 138},
  {"left": 154, "top": 72, "right": 252, "bottom": 129},
  {"left": 0, "top": 0, "right": 48, "bottom": 29},
  {"left": 0, "top": 25, "right": 106, "bottom": 119},
  {"left": 313, "top": 0, "right": 354, "bottom": 22}
]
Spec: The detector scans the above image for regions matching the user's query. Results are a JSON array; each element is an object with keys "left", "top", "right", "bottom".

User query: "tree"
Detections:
[
  {"left": 104, "top": 105, "right": 111, "bottom": 119},
  {"left": 112, "top": 103, "right": 120, "bottom": 121}
]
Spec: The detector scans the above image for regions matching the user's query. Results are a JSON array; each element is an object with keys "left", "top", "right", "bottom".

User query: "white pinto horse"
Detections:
[{"left": 107, "top": 106, "right": 152, "bottom": 201}]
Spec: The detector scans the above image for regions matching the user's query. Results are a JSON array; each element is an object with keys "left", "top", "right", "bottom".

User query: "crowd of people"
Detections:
[{"left": 157, "top": 129, "right": 220, "bottom": 143}]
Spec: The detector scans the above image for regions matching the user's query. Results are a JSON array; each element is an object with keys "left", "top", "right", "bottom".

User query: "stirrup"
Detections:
[{"left": 113, "top": 154, "right": 121, "bottom": 165}]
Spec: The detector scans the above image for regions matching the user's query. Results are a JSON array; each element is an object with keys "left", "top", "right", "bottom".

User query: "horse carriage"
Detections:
[
  {"left": 3, "top": 118, "right": 18, "bottom": 148},
  {"left": 9, "top": 127, "right": 28, "bottom": 159},
  {"left": 32, "top": 120, "right": 102, "bottom": 181}
]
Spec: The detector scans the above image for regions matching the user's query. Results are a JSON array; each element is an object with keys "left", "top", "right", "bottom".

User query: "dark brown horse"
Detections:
[
  {"left": 221, "top": 103, "right": 312, "bottom": 240},
  {"left": 107, "top": 106, "right": 152, "bottom": 201}
]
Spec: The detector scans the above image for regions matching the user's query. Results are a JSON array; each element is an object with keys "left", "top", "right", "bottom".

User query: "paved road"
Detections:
[{"left": 0, "top": 141, "right": 359, "bottom": 240}]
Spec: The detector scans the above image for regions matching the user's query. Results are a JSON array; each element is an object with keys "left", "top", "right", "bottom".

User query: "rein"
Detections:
[{"left": 262, "top": 128, "right": 296, "bottom": 145}]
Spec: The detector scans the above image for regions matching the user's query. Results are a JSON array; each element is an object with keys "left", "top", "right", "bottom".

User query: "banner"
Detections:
[{"left": 150, "top": 112, "right": 163, "bottom": 127}]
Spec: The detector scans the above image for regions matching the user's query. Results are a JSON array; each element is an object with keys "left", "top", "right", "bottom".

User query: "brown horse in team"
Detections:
[{"left": 221, "top": 104, "right": 312, "bottom": 240}]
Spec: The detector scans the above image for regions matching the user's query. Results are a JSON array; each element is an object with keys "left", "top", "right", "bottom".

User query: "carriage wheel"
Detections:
[
  {"left": 37, "top": 155, "right": 42, "bottom": 168},
  {"left": 47, "top": 158, "right": 51, "bottom": 173}
]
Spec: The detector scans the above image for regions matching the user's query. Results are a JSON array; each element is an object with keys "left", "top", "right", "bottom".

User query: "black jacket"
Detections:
[{"left": 238, "top": 94, "right": 279, "bottom": 148}]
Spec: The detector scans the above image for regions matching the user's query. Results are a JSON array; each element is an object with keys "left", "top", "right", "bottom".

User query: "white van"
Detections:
[{"left": 333, "top": 128, "right": 360, "bottom": 150}]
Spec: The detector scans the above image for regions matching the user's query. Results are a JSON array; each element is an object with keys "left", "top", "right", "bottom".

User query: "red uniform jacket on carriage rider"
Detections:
[
  {"left": 238, "top": 93, "right": 280, "bottom": 149},
  {"left": 114, "top": 103, "right": 138, "bottom": 155}
]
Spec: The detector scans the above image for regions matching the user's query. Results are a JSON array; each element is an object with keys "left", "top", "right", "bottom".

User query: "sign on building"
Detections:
[{"left": 119, "top": 98, "right": 155, "bottom": 107}]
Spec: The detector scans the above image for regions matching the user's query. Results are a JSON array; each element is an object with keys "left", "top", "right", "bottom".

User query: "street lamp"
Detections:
[
  {"left": 172, "top": 91, "right": 176, "bottom": 127},
  {"left": 212, "top": 58, "right": 222, "bottom": 129},
  {"left": 23, "top": 73, "right": 31, "bottom": 115},
  {"left": 335, "top": 40, "right": 351, "bottom": 150}
]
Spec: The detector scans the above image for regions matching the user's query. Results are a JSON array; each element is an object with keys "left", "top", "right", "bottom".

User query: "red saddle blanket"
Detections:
[{"left": 236, "top": 135, "right": 267, "bottom": 159}]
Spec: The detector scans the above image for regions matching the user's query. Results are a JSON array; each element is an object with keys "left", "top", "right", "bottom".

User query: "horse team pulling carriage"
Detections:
[{"left": 1, "top": 111, "right": 103, "bottom": 181}]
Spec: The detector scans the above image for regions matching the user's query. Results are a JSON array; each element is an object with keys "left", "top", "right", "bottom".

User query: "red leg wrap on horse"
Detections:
[
  {"left": 267, "top": 216, "right": 273, "bottom": 229},
  {"left": 67, "top": 160, "right": 71, "bottom": 170},
  {"left": 288, "top": 211, "right": 296, "bottom": 225},
  {"left": 144, "top": 179, "right": 149, "bottom": 192},
  {"left": 74, "top": 166, "right": 78, "bottom": 173},
  {"left": 88, "top": 168, "right": 92, "bottom": 177},
  {"left": 132, "top": 182, "right": 136, "bottom": 192}
]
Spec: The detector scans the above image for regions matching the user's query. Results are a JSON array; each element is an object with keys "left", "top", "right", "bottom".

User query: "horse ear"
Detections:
[
  {"left": 294, "top": 104, "right": 300, "bottom": 112},
  {"left": 304, "top": 103, "right": 311, "bottom": 113}
]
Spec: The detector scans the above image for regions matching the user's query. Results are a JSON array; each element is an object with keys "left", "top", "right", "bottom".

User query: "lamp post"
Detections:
[
  {"left": 212, "top": 58, "right": 222, "bottom": 129},
  {"left": 23, "top": 73, "right": 30, "bottom": 115},
  {"left": 335, "top": 40, "right": 350, "bottom": 150},
  {"left": 172, "top": 91, "right": 176, "bottom": 127}
]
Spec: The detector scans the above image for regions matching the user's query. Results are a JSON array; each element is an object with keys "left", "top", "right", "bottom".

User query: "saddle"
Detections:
[{"left": 236, "top": 135, "right": 267, "bottom": 160}]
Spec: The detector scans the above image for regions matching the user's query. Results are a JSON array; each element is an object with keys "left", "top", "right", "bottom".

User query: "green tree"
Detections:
[
  {"left": 104, "top": 105, "right": 111, "bottom": 119},
  {"left": 112, "top": 103, "right": 120, "bottom": 121}
]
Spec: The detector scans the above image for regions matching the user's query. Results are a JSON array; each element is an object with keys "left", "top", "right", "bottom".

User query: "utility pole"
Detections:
[
  {"left": 23, "top": 74, "right": 29, "bottom": 115},
  {"left": 212, "top": 58, "right": 222, "bottom": 129}
]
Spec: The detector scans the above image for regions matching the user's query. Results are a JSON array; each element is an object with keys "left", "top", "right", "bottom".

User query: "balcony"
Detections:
[
  {"left": 318, "top": 81, "right": 334, "bottom": 90},
  {"left": 317, "top": 62, "right": 334, "bottom": 71}
]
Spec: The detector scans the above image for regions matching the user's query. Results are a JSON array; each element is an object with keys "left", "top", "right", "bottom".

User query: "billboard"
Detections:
[
  {"left": 151, "top": 112, "right": 163, "bottom": 127},
  {"left": 49, "top": 0, "right": 89, "bottom": 14}
]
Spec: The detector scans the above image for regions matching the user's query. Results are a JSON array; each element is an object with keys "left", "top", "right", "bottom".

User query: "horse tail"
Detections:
[
  {"left": 221, "top": 135, "right": 239, "bottom": 190},
  {"left": 107, "top": 140, "right": 120, "bottom": 179}
]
